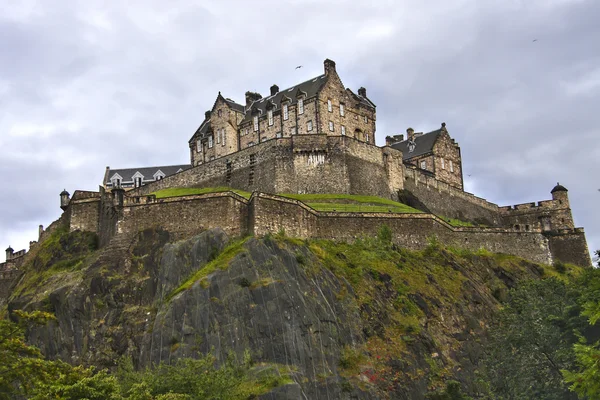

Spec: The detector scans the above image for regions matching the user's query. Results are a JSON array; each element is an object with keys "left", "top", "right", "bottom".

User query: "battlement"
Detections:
[{"left": 499, "top": 199, "right": 562, "bottom": 212}]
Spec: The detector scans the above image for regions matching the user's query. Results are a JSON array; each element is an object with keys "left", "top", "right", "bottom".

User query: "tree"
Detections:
[{"left": 484, "top": 279, "right": 584, "bottom": 400}]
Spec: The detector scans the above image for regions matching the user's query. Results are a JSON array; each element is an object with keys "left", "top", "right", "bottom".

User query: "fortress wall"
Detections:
[
  {"left": 117, "top": 194, "right": 248, "bottom": 239},
  {"left": 126, "top": 136, "right": 402, "bottom": 200},
  {"left": 315, "top": 213, "right": 552, "bottom": 264},
  {"left": 403, "top": 167, "right": 501, "bottom": 225},
  {"left": 547, "top": 230, "right": 592, "bottom": 267},
  {"left": 500, "top": 200, "right": 575, "bottom": 231},
  {"left": 250, "top": 194, "right": 317, "bottom": 238},
  {"left": 70, "top": 198, "right": 100, "bottom": 233}
]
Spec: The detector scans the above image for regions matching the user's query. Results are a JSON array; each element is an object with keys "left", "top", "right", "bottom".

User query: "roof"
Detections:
[
  {"left": 105, "top": 164, "right": 191, "bottom": 183},
  {"left": 60, "top": 189, "right": 70, "bottom": 196},
  {"left": 6, "top": 246, "right": 13, "bottom": 252},
  {"left": 240, "top": 74, "right": 328, "bottom": 124},
  {"left": 391, "top": 128, "right": 443, "bottom": 160},
  {"left": 551, "top": 183, "right": 568, "bottom": 193},
  {"left": 347, "top": 88, "right": 376, "bottom": 108},
  {"left": 224, "top": 98, "right": 245, "bottom": 113},
  {"left": 190, "top": 119, "right": 212, "bottom": 143}
]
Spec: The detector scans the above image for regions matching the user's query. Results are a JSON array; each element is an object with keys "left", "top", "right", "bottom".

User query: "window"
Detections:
[
  {"left": 327, "top": 99, "right": 332, "bottom": 112},
  {"left": 248, "top": 141, "right": 255, "bottom": 147},
  {"left": 210, "top": 156, "right": 215, "bottom": 161},
  {"left": 283, "top": 104, "right": 289, "bottom": 120},
  {"left": 341, "top": 125, "right": 346, "bottom": 136},
  {"left": 135, "top": 177, "right": 143, "bottom": 188},
  {"left": 441, "top": 158, "right": 445, "bottom": 169},
  {"left": 253, "top": 116, "right": 259, "bottom": 131},
  {"left": 329, "top": 121, "right": 334, "bottom": 132},
  {"left": 216, "top": 130, "right": 221, "bottom": 144},
  {"left": 208, "top": 135, "right": 213, "bottom": 148},
  {"left": 420, "top": 160, "right": 426, "bottom": 170},
  {"left": 197, "top": 140, "right": 202, "bottom": 152},
  {"left": 365, "top": 133, "right": 369, "bottom": 142},
  {"left": 276, "top": 132, "right": 282, "bottom": 138},
  {"left": 112, "top": 178, "right": 121, "bottom": 188},
  {"left": 307, "top": 120, "right": 313, "bottom": 131},
  {"left": 340, "top": 103, "right": 345, "bottom": 116},
  {"left": 261, "top": 137, "right": 267, "bottom": 142},
  {"left": 364, "top": 115, "right": 368, "bottom": 123},
  {"left": 450, "top": 160, "right": 454, "bottom": 172},
  {"left": 268, "top": 110, "right": 273, "bottom": 126},
  {"left": 222, "top": 129, "right": 226, "bottom": 146},
  {"left": 245, "top": 128, "right": 249, "bottom": 136},
  {"left": 298, "top": 98, "right": 304, "bottom": 114},
  {"left": 156, "top": 175, "right": 163, "bottom": 180},
  {"left": 218, "top": 109, "right": 222, "bottom": 117}
]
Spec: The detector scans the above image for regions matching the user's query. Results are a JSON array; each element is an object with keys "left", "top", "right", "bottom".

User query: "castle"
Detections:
[{"left": 0, "top": 59, "right": 593, "bottom": 295}]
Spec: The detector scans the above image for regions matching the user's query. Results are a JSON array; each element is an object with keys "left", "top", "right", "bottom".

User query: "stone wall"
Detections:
[
  {"left": 126, "top": 136, "right": 404, "bottom": 200},
  {"left": 547, "top": 229, "right": 592, "bottom": 267},
  {"left": 117, "top": 193, "right": 249, "bottom": 240},
  {"left": 402, "top": 167, "right": 501, "bottom": 225},
  {"left": 500, "top": 200, "right": 574, "bottom": 232},
  {"left": 70, "top": 198, "right": 100, "bottom": 233}
]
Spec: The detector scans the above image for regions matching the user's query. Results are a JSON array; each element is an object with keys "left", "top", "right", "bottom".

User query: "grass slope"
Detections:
[
  {"left": 279, "top": 193, "right": 422, "bottom": 213},
  {"left": 153, "top": 187, "right": 252, "bottom": 199}
]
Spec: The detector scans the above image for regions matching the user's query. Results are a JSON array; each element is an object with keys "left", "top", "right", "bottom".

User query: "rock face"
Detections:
[{"left": 7, "top": 227, "right": 554, "bottom": 399}]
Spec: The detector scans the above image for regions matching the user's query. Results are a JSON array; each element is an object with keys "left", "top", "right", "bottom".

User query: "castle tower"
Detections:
[
  {"left": 550, "top": 183, "right": 575, "bottom": 230},
  {"left": 5, "top": 246, "right": 13, "bottom": 261},
  {"left": 551, "top": 183, "right": 569, "bottom": 207},
  {"left": 60, "top": 189, "right": 71, "bottom": 210},
  {"left": 112, "top": 187, "right": 125, "bottom": 207}
]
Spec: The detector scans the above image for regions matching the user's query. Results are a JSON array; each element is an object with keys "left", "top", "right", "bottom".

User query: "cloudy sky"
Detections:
[{"left": 1, "top": 0, "right": 598, "bottom": 262}]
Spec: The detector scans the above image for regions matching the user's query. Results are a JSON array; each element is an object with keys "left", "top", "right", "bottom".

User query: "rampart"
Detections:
[
  {"left": 70, "top": 191, "right": 591, "bottom": 267},
  {"left": 402, "top": 167, "right": 501, "bottom": 225},
  {"left": 125, "top": 136, "right": 404, "bottom": 200}
]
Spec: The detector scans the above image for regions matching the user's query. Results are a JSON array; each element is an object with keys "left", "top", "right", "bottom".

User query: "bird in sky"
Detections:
[
  {"left": 295, "top": 65, "right": 303, "bottom": 69},
  {"left": 532, "top": 39, "right": 538, "bottom": 42}
]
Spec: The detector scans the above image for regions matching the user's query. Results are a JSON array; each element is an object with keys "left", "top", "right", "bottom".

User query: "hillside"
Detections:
[{"left": 2, "top": 227, "right": 595, "bottom": 399}]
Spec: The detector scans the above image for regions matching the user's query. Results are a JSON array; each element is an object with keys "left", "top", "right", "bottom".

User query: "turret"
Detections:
[
  {"left": 551, "top": 183, "right": 569, "bottom": 207},
  {"left": 5, "top": 246, "right": 14, "bottom": 261},
  {"left": 60, "top": 189, "right": 70, "bottom": 210}
]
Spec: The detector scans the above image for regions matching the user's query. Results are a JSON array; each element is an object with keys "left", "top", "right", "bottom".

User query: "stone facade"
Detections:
[{"left": 188, "top": 59, "right": 376, "bottom": 168}]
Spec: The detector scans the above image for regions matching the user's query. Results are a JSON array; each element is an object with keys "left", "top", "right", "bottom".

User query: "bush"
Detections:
[
  {"left": 377, "top": 224, "right": 392, "bottom": 244},
  {"left": 553, "top": 260, "right": 567, "bottom": 274}
]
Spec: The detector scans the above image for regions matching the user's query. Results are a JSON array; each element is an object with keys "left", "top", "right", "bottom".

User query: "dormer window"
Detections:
[
  {"left": 268, "top": 110, "right": 273, "bottom": 126},
  {"left": 340, "top": 103, "right": 345, "bottom": 116},
  {"left": 327, "top": 99, "right": 332, "bottom": 112},
  {"left": 153, "top": 170, "right": 166, "bottom": 181},
  {"left": 298, "top": 98, "right": 304, "bottom": 114},
  {"left": 253, "top": 116, "right": 259, "bottom": 131},
  {"left": 134, "top": 177, "right": 143, "bottom": 188},
  {"left": 283, "top": 104, "right": 289, "bottom": 120}
]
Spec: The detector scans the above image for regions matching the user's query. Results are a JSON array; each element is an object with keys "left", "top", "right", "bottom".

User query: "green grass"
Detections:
[
  {"left": 278, "top": 193, "right": 422, "bottom": 213},
  {"left": 440, "top": 217, "right": 476, "bottom": 227},
  {"left": 153, "top": 187, "right": 252, "bottom": 199},
  {"left": 167, "top": 236, "right": 252, "bottom": 301}
]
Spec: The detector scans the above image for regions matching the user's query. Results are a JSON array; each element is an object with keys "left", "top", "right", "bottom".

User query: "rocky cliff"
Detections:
[{"left": 4, "top": 226, "right": 573, "bottom": 399}]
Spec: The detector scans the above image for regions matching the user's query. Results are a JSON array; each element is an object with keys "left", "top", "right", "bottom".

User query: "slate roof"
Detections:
[
  {"left": 105, "top": 164, "right": 191, "bottom": 183},
  {"left": 240, "top": 74, "right": 328, "bottom": 124},
  {"left": 391, "top": 128, "right": 443, "bottom": 160},
  {"left": 190, "top": 120, "right": 212, "bottom": 142},
  {"left": 551, "top": 183, "right": 568, "bottom": 193},
  {"left": 224, "top": 98, "right": 245, "bottom": 113}
]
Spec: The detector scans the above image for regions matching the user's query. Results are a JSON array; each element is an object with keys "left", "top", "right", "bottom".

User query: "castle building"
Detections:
[
  {"left": 388, "top": 124, "right": 464, "bottom": 190},
  {"left": 0, "top": 58, "right": 593, "bottom": 276},
  {"left": 103, "top": 164, "right": 191, "bottom": 190},
  {"left": 188, "top": 59, "right": 377, "bottom": 166}
]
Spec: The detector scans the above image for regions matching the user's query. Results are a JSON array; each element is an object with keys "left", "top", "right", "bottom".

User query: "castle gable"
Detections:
[
  {"left": 104, "top": 164, "right": 191, "bottom": 189},
  {"left": 392, "top": 128, "right": 443, "bottom": 160}
]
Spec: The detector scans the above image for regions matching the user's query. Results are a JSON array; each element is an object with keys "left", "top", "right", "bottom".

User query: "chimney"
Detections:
[
  {"left": 324, "top": 59, "right": 336, "bottom": 75},
  {"left": 441, "top": 122, "right": 447, "bottom": 132},
  {"left": 245, "top": 91, "right": 262, "bottom": 107},
  {"left": 205, "top": 110, "right": 211, "bottom": 120},
  {"left": 358, "top": 87, "right": 367, "bottom": 97},
  {"left": 394, "top": 134, "right": 404, "bottom": 142},
  {"left": 38, "top": 225, "right": 43, "bottom": 240},
  {"left": 385, "top": 136, "right": 394, "bottom": 146},
  {"left": 5, "top": 246, "right": 14, "bottom": 261},
  {"left": 407, "top": 127, "right": 415, "bottom": 141},
  {"left": 270, "top": 84, "right": 279, "bottom": 96}
]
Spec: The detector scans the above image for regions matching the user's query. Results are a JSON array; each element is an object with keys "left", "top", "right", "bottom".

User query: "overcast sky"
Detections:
[{"left": 1, "top": 0, "right": 598, "bottom": 263}]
